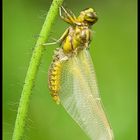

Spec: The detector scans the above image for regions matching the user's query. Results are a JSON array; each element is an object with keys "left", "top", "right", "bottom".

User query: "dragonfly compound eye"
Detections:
[
  {"left": 85, "top": 12, "right": 98, "bottom": 25},
  {"left": 79, "top": 8, "right": 98, "bottom": 25}
]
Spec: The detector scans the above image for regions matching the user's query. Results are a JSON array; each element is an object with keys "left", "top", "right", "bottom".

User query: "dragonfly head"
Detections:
[{"left": 78, "top": 8, "right": 98, "bottom": 26}]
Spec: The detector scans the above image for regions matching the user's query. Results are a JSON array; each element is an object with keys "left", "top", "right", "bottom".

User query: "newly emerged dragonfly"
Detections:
[{"left": 47, "top": 6, "right": 114, "bottom": 140}]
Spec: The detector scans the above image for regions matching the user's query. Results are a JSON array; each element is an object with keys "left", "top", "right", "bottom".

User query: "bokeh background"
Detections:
[{"left": 3, "top": 0, "right": 137, "bottom": 140}]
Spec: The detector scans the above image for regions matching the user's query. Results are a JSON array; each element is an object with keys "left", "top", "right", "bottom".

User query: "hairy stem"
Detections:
[{"left": 12, "top": 0, "right": 64, "bottom": 140}]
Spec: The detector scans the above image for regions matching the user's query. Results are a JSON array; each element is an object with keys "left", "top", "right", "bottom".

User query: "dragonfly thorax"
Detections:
[{"left": 62, "top": 25, "right": 92, "bottom": 54}]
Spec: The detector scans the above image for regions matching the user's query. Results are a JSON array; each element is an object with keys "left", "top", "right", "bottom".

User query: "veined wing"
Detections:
[{"left": 59, "top": 49, "right": 113, "bottom": 140}]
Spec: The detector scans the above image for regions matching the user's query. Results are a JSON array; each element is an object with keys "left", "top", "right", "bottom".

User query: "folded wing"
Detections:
[{"left": 59, "top": 49, "right": 113, "bottom": 140}]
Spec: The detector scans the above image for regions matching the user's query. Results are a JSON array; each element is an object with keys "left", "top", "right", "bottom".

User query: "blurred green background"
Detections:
[{"left": 3, "top": 0, "right": 137, "bottom": 140}]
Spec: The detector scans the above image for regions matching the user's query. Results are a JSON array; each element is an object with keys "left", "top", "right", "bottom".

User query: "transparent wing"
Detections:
[{"left": 59, "top": 49, "right": 114, "bottom": 140}]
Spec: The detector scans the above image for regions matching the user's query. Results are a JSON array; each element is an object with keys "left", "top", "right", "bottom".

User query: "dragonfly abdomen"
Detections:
[
  {"left": 48, "top": 49, "right": 63, "bottom": 104},
  {"left": 48, "top": 48, "right": 68, "bottom": 104}
]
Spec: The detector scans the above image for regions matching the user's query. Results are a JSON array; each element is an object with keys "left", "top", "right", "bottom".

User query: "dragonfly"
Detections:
[{"left": 47, "top": 6, "right": 114, "bottom": 140}]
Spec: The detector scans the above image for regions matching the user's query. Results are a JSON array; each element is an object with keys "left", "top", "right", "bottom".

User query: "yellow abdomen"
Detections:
[{"left": 48, "top": 50, "right": 63, "bottom": 104}]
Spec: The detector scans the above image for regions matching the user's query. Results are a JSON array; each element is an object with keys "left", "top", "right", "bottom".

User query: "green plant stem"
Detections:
[{"left": 12, "top": 0, "right": 64, "bottom": 140}]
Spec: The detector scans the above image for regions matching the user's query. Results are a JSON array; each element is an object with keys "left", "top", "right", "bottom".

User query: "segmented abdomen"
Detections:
[{"left": 48, "top": 48, "right": 65, "bottom": 104}]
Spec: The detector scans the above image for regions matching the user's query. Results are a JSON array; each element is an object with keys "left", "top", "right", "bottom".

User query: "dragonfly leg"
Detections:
[
  {"left": 59, "top": 6, "right": 76, "bottom": 25},
  {"left": 43, "top": 28, "right": 69, "bottom": 46}
]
